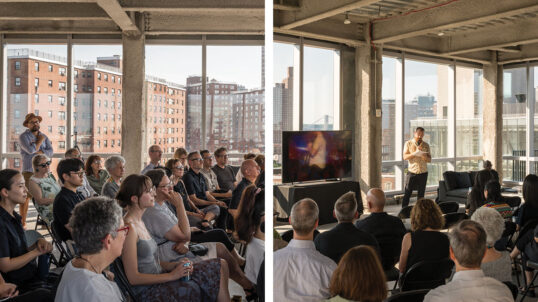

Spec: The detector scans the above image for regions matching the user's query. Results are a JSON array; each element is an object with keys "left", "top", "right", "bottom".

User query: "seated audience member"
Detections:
[
  {"left": 274, "top": 198, "right": 336, "bottom": 301},
  {"left": 212, "top": 147, "right": 237, "bottom": 192},
  {"left": 481, "top": 180, "right": 512, "bottom": 219},
  {"left": 399, "top": 198, "right": 449, "bottom": 273},
  {"left": 254, "top": 154, "right": 265, "bottom": 188},
  {"left": 235, "top": 185, "right": 265, "bottom": 285},
  {"left": 471, "top": 207, "right": 511, "bottom": 282},
  {"left": 165, "top": 159, "right": 219, "bottom": 230},
  {"left": 467, "top": 169, "right": 495, "bottom": 216},
  {"left": 355, "top": 188, "right": 406, "bottom": 270},
  {"left": 510, "top": 224, "right": 538, "bottom": 290},
  {"left": 0, "top": 169, "right": 54, "bottom": 299},
  {"left": 235, "top": 153, "right": 257, "bottom": 183},
  {"left": 27, "top": 154, "right": 60, "bottom": 226},
  {"left": 116, "top": 174, "right": 230, "bottom": 302},
  {"left": 174, "top": 147, "right": 189, "bottom": 171},
  {"left": 85, "top": 155, "right": 109, "bottom": 194},
  {"left": 183, "top": 151, "right": 228, "bottom": 229},
  {"left": 200, "top": 150, "right": 232, "bottom": 198},
  {"left": 483, "top": 160, "right": 500, "bottom": 181},
  {"left": 141, "top": 145, "right": 164, "bottom": 174},
  {"left": 516, "top": 174, "right": 538, "bottom": 229},
  {"left": 101, "top": 155, "right": 125, "bottom": 199},
  {"left": 326, "top": 246, "right": 387, "bottom": 302},
  {"left": 424, "top": 220, "right": 513, "bottom": 302},
  {"left": 314, "top": 191, "right": 379, "bottom": 264},
  {"left": 53, "top": 159, "right": 86, "bottom": 242},
  {"left": 55, "top": 197, "right": 125, "bottom": 302},
  {"left": 143, "top": 169, "right": 253, "bottom": 293},
  {"left": 0, "top": 273, "right": 50, "bottom": 302},
  {"left": 64, "top": 148, "right": 96, "bottom": 198},
  {"left": 230, "top": 160, "right": 260, "bottom": 216}
]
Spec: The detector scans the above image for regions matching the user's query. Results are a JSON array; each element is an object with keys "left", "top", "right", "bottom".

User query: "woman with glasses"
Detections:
[
  {"left": 55, "top": 197, "right": 125, "bottom": 302},
  {"left": 101, "top": 155, "right": 125, "bottom": 199},
  {"left": 116, "top": 174, "right": 230, "bottom": 302},
  {"left": 27, "top": 154, "right": 60, "bottom": 226},
  {"left": 85, "top": 155, "right": 109, "bottom": 195}
]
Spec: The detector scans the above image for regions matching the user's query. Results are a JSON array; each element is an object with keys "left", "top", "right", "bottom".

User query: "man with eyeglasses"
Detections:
[
  {"left": 212, "top": 147, "right": 237, "bottom": 192},
  {"left": 18, "top": 113, "right": 53, "bottom": 227},
  {"left": 183, "top": 151, "right": 229, "bottom": 229},
  {"left": 65, "top": 148, "right": 97, "bottom": 199},
  {"left": 141, "top": 145, "right": 164, "bottom": 174},
  {"left": 53, "top": 159, "right": 86, "bottom": 242},
  {"left": 200, "top": 150, "right": 232, "bottom": 199}
]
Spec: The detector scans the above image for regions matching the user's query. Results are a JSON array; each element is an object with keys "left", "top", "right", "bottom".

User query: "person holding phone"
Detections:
[{"left": 402, "top": 127, "right": 431, "bottom": 208}]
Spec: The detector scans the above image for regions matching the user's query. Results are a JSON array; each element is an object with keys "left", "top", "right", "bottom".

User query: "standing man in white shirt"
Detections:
[
  {"left": 402, "top": 127, "right": 431, "bottom": 207},
  {"left": 274, "top": 198, "right": 336, "bottom": 302},
  {"left": 424, "top": 220, "right": 514, "bottom": 302}
]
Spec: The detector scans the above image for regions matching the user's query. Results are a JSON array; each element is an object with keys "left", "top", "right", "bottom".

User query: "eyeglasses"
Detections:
[
  {"left": 158, "top": 182, "right": 172, "bottom": 188},
  {"left": 218, "top": 154, "right": 228, "bottom": 158},
  {"left": 38, "top": 161, "right": 51, "bottom": 168},
  {"left": 145, "top": 186, "right": 156, "bottom": 194},
  {"left": 190, "top": 158, "right": 203, "bottom": 162},
  {"left": 203, "top": 156, "right": 213, "bottom": 160},
  {"left": 174, "top": 166, "right": 184, "bottom": 170},
  {"left": 93, "top": 160, "right": 102, "bottom": 165},
  {"left": 69, "top": 171, "right": 84, "bottom": 177},
  {"left": 116, "top": 225, "right": 130, "bottom": 236}
]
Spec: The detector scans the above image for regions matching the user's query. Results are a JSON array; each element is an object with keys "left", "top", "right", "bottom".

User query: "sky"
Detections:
[{"left": 7, "top": 44, "right": 263, "bottom": 89}]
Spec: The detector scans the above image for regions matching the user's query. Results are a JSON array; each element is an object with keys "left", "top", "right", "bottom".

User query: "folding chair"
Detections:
[
  {"left": 50, "top": 222, "right": 73, "bottom": 267},
  {"left": 110, "top": 258, "right": 139, "bottom": 302},
  {"left": 395, "top": 258, "right": 454, "bottom": 292}
]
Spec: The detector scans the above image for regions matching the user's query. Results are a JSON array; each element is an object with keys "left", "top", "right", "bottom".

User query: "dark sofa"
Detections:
[{"left": 438, "top": 171, "right": 478, "bottom": 204}]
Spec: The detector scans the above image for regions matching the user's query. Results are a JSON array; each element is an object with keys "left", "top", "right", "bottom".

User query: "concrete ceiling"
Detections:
[
  {"left": 0, "top": 0, "right": 265, "bottom": 36},
  {"left": 274, "top": 0, "right": 538, "bottom": 65}
]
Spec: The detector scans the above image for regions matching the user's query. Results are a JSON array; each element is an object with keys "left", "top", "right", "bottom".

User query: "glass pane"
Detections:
[
  {"left": 456, "top": 67, "right": 483, "bottom": 157},
  {"left": 503, "top": 159, "right": 526, "bottom": 182},
  {"left": 206, "top": 46, "right": 264, "bottom": 153},
  {"left": 273, "top": 42, "right": 297, "bottom": 173},
  {"left": 502, "top": 67, "right": 527, "bottom": 156},
  {"left": 426, "top": 162, "right": 449, "bottom": 186},
  {"left": 146, "top": 45, "right": 197, "bottom": 162},
  {"left": 73, "top": 45, "right": 122, "bottom": 154},
  {"left": 534, "top": 67, "right": 538, "bottom": 156},
  {"left": 404, "top": 59, "right": 449, "bottom": 158},
  {"left": 6, "top": 45, "right": 67, "bottom": 170},
  {"left": 382, "top": 56, "right": 399, "bottom": 161},
  {"left": 303, "top": 46, "right": 339, "bottom": 130},
  {"left": 456, "top": 160, "right": 483, "bottom": 172},
  {"left": 381, "top": 165, "right": 402, "bottom": 192}
]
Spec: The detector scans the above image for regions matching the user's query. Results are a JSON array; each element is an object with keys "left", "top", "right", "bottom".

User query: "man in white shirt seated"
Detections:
[
  {"left": 424, "top": 220, "right": 514, "bottom": 302},
  {"left": 274, "top": 198, "right": 336, "bottom": 302}
]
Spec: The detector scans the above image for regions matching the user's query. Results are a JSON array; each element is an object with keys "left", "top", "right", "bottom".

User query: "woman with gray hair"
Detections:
[
  {"left": 55, "top": 197, "right": 126, "bottom": 301},
  {"left": 101, "top": 155, "right": 126, "bottom": 198},
  {"left": 27, "top": 154, "right": 60, "bottom": 226},
  {"left": 471, "top": 207, "right": 512, "bottom": 282}
]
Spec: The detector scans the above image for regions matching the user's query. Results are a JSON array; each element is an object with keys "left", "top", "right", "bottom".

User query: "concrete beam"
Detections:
[
  {"left": 147, "top": 13, "right": 263, "bottom": 34},
  {"left": 274, "top": 3, "right": 300, "bottom": 11},
  {"left": 97, "top": 0, "right": 140, "bottom": 35},
  {"left": 0, "top": 20, "right": 119, "bottom": 34},
  {"left": 121, "top": 14, "right": 146, "bottom": 175},
  {"left": 122, "top": 0, "right": 263, "bottom": 11},
  {"left": 0, "top": 3, "right": 109, "bottom": 21},
  {"left": 482, "top": 52, "right": 502, "bottom": 179},
  {"left": 277, "top": 0, "right": 381, "bottom": 29},
  {"left": 442, "top": 18, "right": 538, "bottom": 55},
  {"left": 499, "top": 43, "right": 538, "bottom": 65},
  {"left": 274, "top": 27, "right": 363, "bottom": 47},
  {"left": 373, "top": 0, "right": 538, "bottom": 43},
  {"left": 384, "top": 43, "right": 491, "bottom": 65}
]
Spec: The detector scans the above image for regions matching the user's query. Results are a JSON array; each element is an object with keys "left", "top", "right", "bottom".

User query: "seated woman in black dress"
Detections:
[
  {"left": 399, "top": 198, "right": 449, "bottom": 273},
  {"left": 516, "top": 174, "right": 538, "bottom": 230}
]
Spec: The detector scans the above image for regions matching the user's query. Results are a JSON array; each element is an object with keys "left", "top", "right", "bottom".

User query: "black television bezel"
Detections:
[{"left": 281, "top": 130, "right": 353, "bottom": 183}]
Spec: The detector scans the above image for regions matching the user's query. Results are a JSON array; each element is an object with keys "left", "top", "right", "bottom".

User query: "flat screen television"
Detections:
[{"left": 282, "top": 130, "right": 352, "bottom": 183}]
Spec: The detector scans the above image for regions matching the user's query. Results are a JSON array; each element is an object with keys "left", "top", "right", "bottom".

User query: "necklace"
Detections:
[{"left": 77, "top": 256, "right": 100, "bottom": 274}]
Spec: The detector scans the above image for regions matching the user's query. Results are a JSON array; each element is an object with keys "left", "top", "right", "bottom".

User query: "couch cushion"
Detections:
[
  {"left": 456, "top": 172, "right": 472, "bottom": 189},
  {"left": 443, "top": 171, "right": 459, "bottom": 191},
  {"left": 446, "top": 188, "right": 470, "bottom": 199},
  {"left": 469, "top": 171, "right": 478, "bottom": 187}
]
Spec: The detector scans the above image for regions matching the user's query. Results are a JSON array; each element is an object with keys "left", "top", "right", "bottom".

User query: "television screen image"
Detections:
[{"left": 282, "top": 130, "right": 352, "bottom": 183}]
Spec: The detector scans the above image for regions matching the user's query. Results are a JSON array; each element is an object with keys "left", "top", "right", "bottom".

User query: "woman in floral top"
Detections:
[{"left": 27, "top": 154, "right": 61, "bottom": 226}]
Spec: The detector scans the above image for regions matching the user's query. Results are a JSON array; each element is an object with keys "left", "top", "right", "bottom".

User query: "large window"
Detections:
[
  {"left": 456, "top": 67, "right": 483, "bottom": 157},
  {"left": 73, "top": 45, "right": 122, "bottom": 154}
]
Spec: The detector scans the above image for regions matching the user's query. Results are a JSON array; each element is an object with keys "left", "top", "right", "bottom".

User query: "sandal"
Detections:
[
  {"left": 199, "top": 220, "right": 212, "bottom": 231},
  {"left": 244, "top": 287, "right": 258, "bottom": 302},
  {"left": 520, "top": 285, "right": 536, "bottom": 297}
]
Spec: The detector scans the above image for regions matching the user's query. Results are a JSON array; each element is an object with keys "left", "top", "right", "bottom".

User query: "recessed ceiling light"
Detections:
[
  {"left": 438, "top": 32, "right": 445, "bottom": 36},
  {"left": 344, "top": 12, "right": 351, "bottom": 25}
]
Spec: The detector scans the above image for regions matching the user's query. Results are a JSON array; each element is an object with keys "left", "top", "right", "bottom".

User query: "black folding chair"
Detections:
[
  {"left": 437, "top": 201, "right": 459, "bottom": 214},
  {"left": 520, "top": 260, "right": 538, "bottom": 301},
  {"left": 386, "top": 289, "right": 430, "bottom": 302},
  {"left": 50, "top": 222, "right": 73, "bottom": 267},
  {"left": 513, "top": 219, "right": 538, "bottom": 287},
  {"left": 110, "top": 258, "right": 139, "bottom": 302},
  {"left": 442, "top": 212, "right": 468, "bottom": 229},
  {"left": 398, "top": 206, "right": 414, "bottom": 220},
  {"left": 397, "top": 258, "right": 454, "bottom": 292}
]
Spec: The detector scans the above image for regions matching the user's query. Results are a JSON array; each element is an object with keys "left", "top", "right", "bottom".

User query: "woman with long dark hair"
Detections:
[
  {"left": 467, "top": 169, "right": 495, "bottom": 216},
  {"left": 481, "top": 180, "right": 512, "bottom": 219}
]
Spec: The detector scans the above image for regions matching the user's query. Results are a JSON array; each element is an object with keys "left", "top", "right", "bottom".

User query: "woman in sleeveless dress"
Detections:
[
  {"left": 27, "top": 154, "right": 60, "bottom": 226},
  {"left": 116, "top": 174, "right": 231, "bottom": 302}
]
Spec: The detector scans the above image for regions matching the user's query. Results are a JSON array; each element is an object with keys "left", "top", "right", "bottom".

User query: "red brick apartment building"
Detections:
[{"left": 6, "top": 49, "right": 186, "bottom": 170}]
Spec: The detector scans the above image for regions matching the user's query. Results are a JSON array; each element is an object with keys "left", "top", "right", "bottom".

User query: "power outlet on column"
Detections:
[{"left": 375, "top": 109, "right": 382, "bottom": 117}]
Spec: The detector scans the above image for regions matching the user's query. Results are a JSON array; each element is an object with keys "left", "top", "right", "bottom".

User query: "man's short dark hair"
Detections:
[
  {"left": 188, "top": 151, "right": 200, "bottom": 161},
  {"left": 57, "top": 158, "right": 84, "bottom": 183},
  {"left": 415, "top": 127, "right": 425, "bottom": 132},
  {"left": 200, "top": 150, "right": 210, "bottom": 157},
  {"left": 214, "top": 147, "right": 227, "bottom": 157},
  {"left": 64, "top": 148, "right": 80, "bottom": 158}
]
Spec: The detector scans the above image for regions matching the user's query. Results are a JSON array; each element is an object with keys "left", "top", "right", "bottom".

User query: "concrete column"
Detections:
[
  {"left": 340, "top": 46, "right": 355, "bottom": 131},
  {"left": 354, "top": 43, "right": 383, "bottom": 201},
  {"left": 482, "top": 52, "right": 503, "bottom": 179},
  {"left": 121, "top": 14, "right": 146, "bottom": 175},
  {"left": 0, "top": 35, "right": 6, "bottom": 169}
]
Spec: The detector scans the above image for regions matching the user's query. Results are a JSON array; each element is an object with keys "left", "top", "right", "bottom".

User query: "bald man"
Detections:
[
  {"left": 355, "top": 188, "right": 407, "bottom": 271},
  {"left": 230, "top": 159, "right": 260, "bottom": 211},
  {"left": 141, "top": 145, "right": 163, "bottom": 174}
]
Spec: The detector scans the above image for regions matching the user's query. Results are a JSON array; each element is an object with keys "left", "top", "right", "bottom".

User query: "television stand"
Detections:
[{"left": 274, "top": 180, "right": 361, "bottom": 225}]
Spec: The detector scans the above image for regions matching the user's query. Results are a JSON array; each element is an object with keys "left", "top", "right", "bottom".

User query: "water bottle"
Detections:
[{"left": 180, "top": 261, "right": 191, "bottom": 281}]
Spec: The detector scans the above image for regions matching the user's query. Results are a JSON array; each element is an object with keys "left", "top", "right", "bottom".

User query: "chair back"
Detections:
[
  {"left": 400, "top": 258, "right": 454, "bottom": 292},
  {"left": 110, "top": 258, "right": 139, "bottom": 302},
  {"left": 398, "top": 206, "right": 414, "bottom": 219},
  {"left": 377, "top": 235, "right": 404, "bottom": 270},
  {"left": 50, "top": 222, "right": 72, "bottom": 266},
  {"left": 517, "top": 218, "right": 538, "bottom": 243},
  {"left": 442, "top": 212, "right": 468, "bottom": 229},
  {"left": 502, "top": 281, "right": 518, "bottom": 300},
  {"left": 437, "top": 202, "right": 459, "bottom": 214},
  {"left": 386, "top": 289, "right": 430, "bottom": 302}
]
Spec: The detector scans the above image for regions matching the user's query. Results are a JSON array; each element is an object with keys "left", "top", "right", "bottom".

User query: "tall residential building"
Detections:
[
  {"left": 231, "top": 89, "right": 265, "bottom": 152},
  {"left": 273, "top": 66, "right": 294, "bottom": 161}
]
